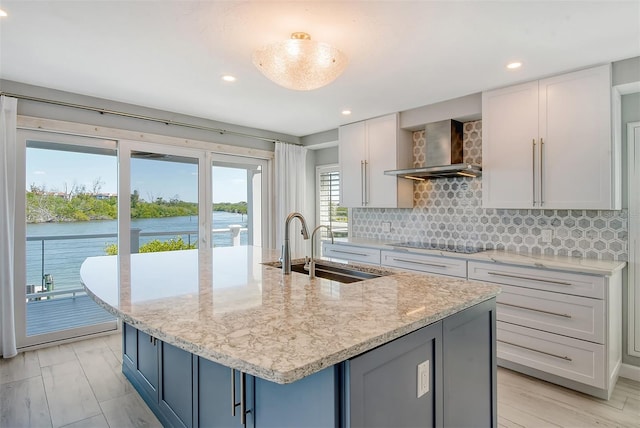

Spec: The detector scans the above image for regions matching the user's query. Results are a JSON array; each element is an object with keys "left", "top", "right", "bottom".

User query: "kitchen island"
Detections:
[{"left": 81, "top": 246, "right": 501, "bottom": 428}]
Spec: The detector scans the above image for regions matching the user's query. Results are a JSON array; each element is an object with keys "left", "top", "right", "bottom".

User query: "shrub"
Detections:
[{"left": 104, "top": 236, "right": 196, "bottom": 255}]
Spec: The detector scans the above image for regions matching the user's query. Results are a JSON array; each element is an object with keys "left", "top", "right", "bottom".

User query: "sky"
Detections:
[{"left": 26, "top": 148, "right": 248, "bottom": 203}]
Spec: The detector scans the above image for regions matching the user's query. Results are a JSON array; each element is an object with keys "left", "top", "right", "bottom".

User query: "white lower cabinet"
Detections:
[
  {"left": 467, "top": 262, "right": 606, "bottom": 299},
  {"left": 497, "top": 321, "right": 606, "bottom": 388},
  {"left": 497, "top": 284, "right": 605, "bottom": 343},
  {"left": 380, "top": 250, "right": 467, "bottom": 278},
  {"left": 321, "top": 241, "right": 622, "bottom": 399},
  {"left": 322, "top": 242, "right": 381, "bottom": 265},
  {"left": 468, "top": 261, "right": 622, "bottom": 399}
]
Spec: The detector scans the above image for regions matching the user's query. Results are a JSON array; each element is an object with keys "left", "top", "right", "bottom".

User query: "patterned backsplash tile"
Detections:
[{"left": 352, "top": 120, "right": 628, "bottom": 261}]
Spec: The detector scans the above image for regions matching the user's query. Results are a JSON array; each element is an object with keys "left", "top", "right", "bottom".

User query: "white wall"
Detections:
[{"left": 2, "top": 79, "right": 299, "bottom": 151}]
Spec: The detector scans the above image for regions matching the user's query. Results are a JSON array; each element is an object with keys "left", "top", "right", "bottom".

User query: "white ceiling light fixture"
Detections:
[
  {"left": 222, "top": 75, "right": 237, "bottom": 82},
  {"left": 252, "top": 32, "right": 348, "bottom": 91},
  {"left": 506, "top": 61, "right": 522, "bottom": 69},
  {"left": 0, "top": 9, "right": 7, "bottom": 17},
  {"left": 341, "top": 109, "right": 352, "bottom": 115}
]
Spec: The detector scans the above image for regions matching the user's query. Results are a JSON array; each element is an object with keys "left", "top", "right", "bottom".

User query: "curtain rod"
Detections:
[{"left": 0, "top": 91, "right": 300, "bottom": 146}]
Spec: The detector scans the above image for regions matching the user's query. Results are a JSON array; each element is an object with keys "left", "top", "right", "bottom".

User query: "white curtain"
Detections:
[
  {"left": 275, "top": 142, "right": 308, "bottom": 258},
  {"left": 0, "top": 96, "right": 18, "bottom": 358}
]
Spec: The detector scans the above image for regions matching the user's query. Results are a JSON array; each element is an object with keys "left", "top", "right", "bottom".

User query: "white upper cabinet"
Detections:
[
  {"left": 339, "top": 113, "right": 413, "bottom": 208},
  {"left": 482, "top": 64, "right": 619, "bottom": 210},
  {"left": 339, "top": 120, "right": 367, "bottom": 208},
  {"left": 482, "top": 81, "right": 539, "bottom": 208}
]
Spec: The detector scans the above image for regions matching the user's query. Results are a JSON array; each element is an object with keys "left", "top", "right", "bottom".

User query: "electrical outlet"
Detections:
[
  {"left": 417, "top": 360, "right": 430, "bottom": 398},
  {"left": 382, "top": 221, "right": 391, "bottom": 233},
  {"left": 541, "top": 229, "right": 553, "bottom": 243}
]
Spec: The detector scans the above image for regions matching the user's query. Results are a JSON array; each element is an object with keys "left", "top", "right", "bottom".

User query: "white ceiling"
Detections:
[{"left": 1, "top": 1, "right": 639, "bottom": 137}]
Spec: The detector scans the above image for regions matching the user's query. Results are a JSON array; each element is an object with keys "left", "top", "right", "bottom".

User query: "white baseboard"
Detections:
[{"left": 619, "top": 363, "right": 640, "bottom": 382}]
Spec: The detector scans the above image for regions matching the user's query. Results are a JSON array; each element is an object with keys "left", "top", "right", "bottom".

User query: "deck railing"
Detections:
[
  {"left": 26, "top": 287, "right": 85, "bottom": 302},
  {"left": 26, "top": 226, "right": 248, "bottom": 301}
]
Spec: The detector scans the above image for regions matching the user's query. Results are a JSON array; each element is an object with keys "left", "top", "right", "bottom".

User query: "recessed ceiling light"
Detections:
[
  {"left": 222, "top": 75, "right": 237, "bottom": 82},
  {"left": 0, "top": 9, "right": 7, "bottom": 17},
  {"left": 341, "top": 109, "right": 352, "bottom": 115},
  {"left": 506, "top": 62, "right": 522, "bottom": 70}
]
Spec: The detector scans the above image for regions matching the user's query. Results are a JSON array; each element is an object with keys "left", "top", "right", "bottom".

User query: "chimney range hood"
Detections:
[{"left": 384, "top": 119, "right": 481, "bottom": 180}]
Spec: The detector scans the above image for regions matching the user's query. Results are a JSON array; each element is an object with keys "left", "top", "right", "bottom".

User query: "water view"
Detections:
[{"left": 26, "top": 211, "right": 248, "bottom": 292}]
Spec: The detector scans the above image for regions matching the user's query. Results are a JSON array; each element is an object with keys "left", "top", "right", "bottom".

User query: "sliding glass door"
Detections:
[
  {"left": 211, "top": 154, "right": 269, "bottom": 248},
  {"left": 15, "top": 130, "right": 271, "bottom": 349},
  {"left": 16, "top": 130, "right": 118, "bottom": 348}
]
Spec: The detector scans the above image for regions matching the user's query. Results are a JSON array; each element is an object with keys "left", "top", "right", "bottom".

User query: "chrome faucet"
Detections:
[
  {"left": 282, "top": 212, "right": 310, "bottom": 274},
  {"left": 308, "top": 225, "right": 334, "bottom": 279}
]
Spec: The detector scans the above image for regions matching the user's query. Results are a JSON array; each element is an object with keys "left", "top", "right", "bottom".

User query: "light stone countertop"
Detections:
[
  {"left": 330, "top": 238, "right": 626, "bottom": 275},
  {"left": 80, "top": 246, "right": 500, "bottom": 384}
]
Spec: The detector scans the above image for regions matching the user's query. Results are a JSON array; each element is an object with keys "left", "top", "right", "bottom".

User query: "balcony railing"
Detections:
[
  {"left": 26, "top": 226, "right": 248, "bottom": 301},
  {"left": 24, "top": 226, "right": 248, "bottom": 337}
]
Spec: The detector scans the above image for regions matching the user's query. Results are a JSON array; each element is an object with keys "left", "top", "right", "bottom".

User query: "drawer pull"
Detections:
[
  {"left": 498, "top": 302, "right": 572, "bottom": 318},
  {"left": 391, "top": 258, "right": 447, "bottom": 269},
  {"left": 498, "top": 339, "right": 572, "bottom": 361},
  {"left": 487, "top": 271, "right": 572, "bottom": 286},
  {"left": 331, "top": 249, "right": 370, "bottom": 257}
]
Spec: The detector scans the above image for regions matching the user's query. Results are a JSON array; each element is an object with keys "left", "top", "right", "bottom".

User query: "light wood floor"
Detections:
[
  {"left": 1, "top": 333, "right": 638, "bottom": 428},
  {"left": 0, "top": 333, "right": 160, "bottom": 428}
]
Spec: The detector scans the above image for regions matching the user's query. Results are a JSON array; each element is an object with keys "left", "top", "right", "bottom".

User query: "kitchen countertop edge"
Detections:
[{"left": 329, "top": 238, "right": 626, "bottom": 275}]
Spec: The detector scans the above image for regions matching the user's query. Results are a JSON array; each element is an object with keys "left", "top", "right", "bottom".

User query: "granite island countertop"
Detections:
[{"left": 80, "top": 246, "right": 500, "bottom": 384}]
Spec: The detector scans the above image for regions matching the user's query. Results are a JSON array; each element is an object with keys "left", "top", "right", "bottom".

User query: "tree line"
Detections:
[{"left": 27, "top": 184, "right": 246, "bottom": 223}]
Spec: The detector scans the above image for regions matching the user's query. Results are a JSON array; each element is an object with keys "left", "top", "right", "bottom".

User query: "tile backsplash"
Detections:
[{"left": 351, "top": 120, "right": 628, "bottom": 261}]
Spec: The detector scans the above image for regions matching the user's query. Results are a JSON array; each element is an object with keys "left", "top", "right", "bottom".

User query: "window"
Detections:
[{"left": 316, "top": 165, "right": 348, "bottom": 240}]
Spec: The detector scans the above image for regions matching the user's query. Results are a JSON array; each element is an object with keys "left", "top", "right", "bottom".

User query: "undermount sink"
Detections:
[{"left": 269, "top": 261, "right": 385, "bottom": 283}]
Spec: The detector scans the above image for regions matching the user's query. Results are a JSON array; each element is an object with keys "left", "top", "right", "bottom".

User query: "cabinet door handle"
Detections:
[
  {"left": 498, "top": 301, "right": 572, "bottom": 318},
  {"left": 391, "top": 258, "right": 447, "bottom": 269},
  {"left": 539, "top": 138, "right": 544, "bottom": 206},
  {"left": 532, "top": 139, "right": 536, "bottom": 206},
  {"left": 231, "top": 369, "right": 248, "bottom": 426},
  {"left": 240, "top": 371, "right": 247, "bottom": 426},
  {"left": 231, "top": 368, "right": 239, "bottom": 416},
  {"left": 363, "top": 160, "right": 368, "bottom": 206},
  {"left": 487, "top": 271, "right": 572, "bottom": 286},
  {"left": 497, "top": 339, "right": 572, "bottom": 361},
  {"left": 360, "top": 160, "right": 365, "bottom": 206},
  {"left": 331, "top": 249, "right": 370, "bottom": 257}
]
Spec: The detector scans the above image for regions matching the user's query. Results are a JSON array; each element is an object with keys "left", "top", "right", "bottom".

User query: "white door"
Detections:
[
  {"left": 339, "top": 121, "right": 366, "bottom": 207},
  {"left": 482, "top": 81, "right": 539, "bottom": 208},
  {"left": 540, "top": 65, "right": 613, "bottom": 209},
  {"left": 367, "top": 114, "right": 400, "bottom": 208}
]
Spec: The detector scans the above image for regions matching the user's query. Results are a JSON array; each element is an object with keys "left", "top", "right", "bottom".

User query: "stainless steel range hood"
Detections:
[{"left": 384, "top": 119, "right": 481, "bottom": 180}]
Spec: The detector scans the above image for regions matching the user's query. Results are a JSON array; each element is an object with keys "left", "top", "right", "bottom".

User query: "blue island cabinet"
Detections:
[
  {"left": 198, "top": 355, "right": 341, "bottom": 427},
  {"left": 123, "top": 323, "right": 159, "bottom": 404},
  {"left": 122, "top": 298, "right": 496, "bottom": 428},
  {"left": 123, "top": 323, "right": 196, "bottom": 427}
]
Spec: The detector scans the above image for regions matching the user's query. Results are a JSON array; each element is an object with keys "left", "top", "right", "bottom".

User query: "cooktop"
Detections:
[{"left": 390, "top": 241, "right": 485, "bottom": 254}]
